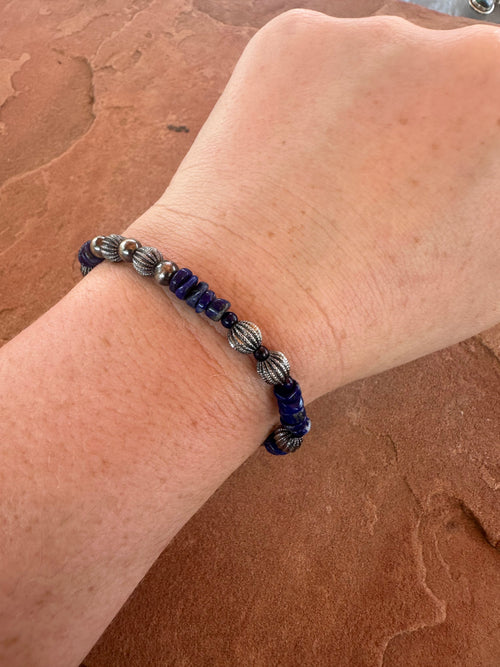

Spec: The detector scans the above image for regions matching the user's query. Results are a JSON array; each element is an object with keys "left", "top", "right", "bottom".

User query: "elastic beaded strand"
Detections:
[{"left": 79, "top": 234, "right": 310, "bottom": 455}]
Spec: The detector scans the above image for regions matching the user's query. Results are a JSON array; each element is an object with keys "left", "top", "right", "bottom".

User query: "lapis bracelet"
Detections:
[{"left": 78, "top": 234, "right": 311, "bottom": 455}]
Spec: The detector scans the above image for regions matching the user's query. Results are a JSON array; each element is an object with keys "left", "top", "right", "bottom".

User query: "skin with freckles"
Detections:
[
  {"left": 132, "top": 11, "right": 500, "bottom": 401},
  {"left": 0, "top": 10, "right": 499, "bottom": 666}
]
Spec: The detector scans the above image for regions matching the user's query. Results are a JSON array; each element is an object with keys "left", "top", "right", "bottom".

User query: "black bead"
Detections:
[
  {"left": 253, "top": 345, "right": 270, "bottom": 361},
  {"left": 221, "top": 311, "right": 238, "bottom": 329}
]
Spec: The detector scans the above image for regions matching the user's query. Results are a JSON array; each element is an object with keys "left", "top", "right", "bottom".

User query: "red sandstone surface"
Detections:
[{"left": 0, "top": 1, "right": 499, "bottom": 665}]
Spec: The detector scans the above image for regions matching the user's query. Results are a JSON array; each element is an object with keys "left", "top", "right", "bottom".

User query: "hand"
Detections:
[{"left": 124, "top": 10, "right": 500, "bottom": 402}]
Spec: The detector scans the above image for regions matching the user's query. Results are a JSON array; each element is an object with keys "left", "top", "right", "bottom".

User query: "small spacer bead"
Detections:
[
  {"left": 253, "top": 345, "right": 269, "bottom": 361},
  {"left": 221, "top": 311, "right": 238, "bottom": 329},
  {"left": 118, "top": 238, "right": 142, "bottom": 262},
  {"left": 154, "top": 260, "right": 179, "bottom": 285},
  {"left": 90, "top": 236, "right": 106, "bottom": 258}
]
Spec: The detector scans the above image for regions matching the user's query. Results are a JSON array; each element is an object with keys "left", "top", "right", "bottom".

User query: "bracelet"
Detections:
[{"left": 77, "top": 234, "right": 311, "bottom": 455}]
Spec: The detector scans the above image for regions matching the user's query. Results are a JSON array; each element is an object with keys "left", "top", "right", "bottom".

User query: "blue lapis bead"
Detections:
[
  {"left": 274, "top": 377, "right": 298, "bottom": 400},
  {"left": 284, "top": 417, "right": 311, "bottom": 438},
  {"left": 195, "top": 289, "right": 215, "bottom": 313},
  {"left": 280, "top": 409, "right": 307, "bottom": 426},
  {"left": 186, "top": 281, "right": 208, "bottom": 308},
  {"left": 169, "top": 267, "right": 192, "bottom": 293},
  {"left": 78, "top": 241, "right": 103, "bottom": 268},
  {"left": 263, "top": 434, "right": 288, "bottom": 456},
  {"left": 278, "top": 397, "right": 304, "bottom": 416},
  {"left": 275, "top": 386, "right": 303, "bottom": 407},
  {"left": 175, "top": 274, "right": 198, "bottom": 300},
  {"left": 205, "top": 298, "right": 231, "bottom": 322}
]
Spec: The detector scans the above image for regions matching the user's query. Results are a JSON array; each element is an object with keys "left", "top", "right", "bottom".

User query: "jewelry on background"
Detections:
[{"left": 77, "top": 234, "right": 311, "bottom": 455}]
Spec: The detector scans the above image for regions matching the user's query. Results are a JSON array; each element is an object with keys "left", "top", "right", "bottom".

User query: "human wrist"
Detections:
[
  {"left": 79, "top": 211, "right": 283, "bottom": 464},
  {"left": 119, "top": 196, "right": 328, "bottom": 407}
]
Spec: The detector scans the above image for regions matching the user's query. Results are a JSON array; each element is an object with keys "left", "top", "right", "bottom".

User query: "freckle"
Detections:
[
  {"left": 399, "top": 117, "right": 408, "bottom": 125},
  {"left": 497, "top": 117, "right": 500, "bottom": 126},
  {"left": 0, "top": 636, "right": 19, "bottom": 648},
  {"left": 102, "top": 336, "right": 111, "bottom": 348},
  {"left": 282, "top": 139, "right": 286, "bottom": 145},
  {"left": 88, "top": 585, "right": 95, "bottom": 593},
  {"left": 267, "top": 230, "right": 275, "bottom": 238},
  {"left": 431, "top": 142, "right": 439, "bottom": 151},
  {"left": 409, "top": 177, "right": 419, "bottom": 187},
  {"left": 300, "top": 210, "right": 306, "bottom": 215},
  {"left": 413, "top": 236, "right": 421, "bottom": 244}
]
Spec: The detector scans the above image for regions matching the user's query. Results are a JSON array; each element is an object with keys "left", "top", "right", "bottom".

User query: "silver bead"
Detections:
[
  {"left": 132, "top": 246, "right": 163, "bottom": 276},
  {"left": 227, "top": 321, "right": 262, "bottom": 354},
  {"left": 469, "top": 0, "right": 495, "bottom": 15},
  {"left": 90, "top": 235, "right": 106, "bottom": 258},
  {"left": 100, "top": 234, "right": 126, "bottom": 262},
  {"left": 118, "top": 238, "right": 142, "bottom": 262},
  {"left": 154, "top": 260, "right": 179, "bottom": 285},
  {"left": 256, "top": 350, "right": 290, "bottom": 385},
  {"left": 80, "top": 264, "right": 91, "bottom": 276},
  {"left": 273, "top": 426, "right": 303, "bottom": 454}
]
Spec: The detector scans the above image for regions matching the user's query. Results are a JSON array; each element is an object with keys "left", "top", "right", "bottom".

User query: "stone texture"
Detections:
[{"left": 0, "top": 1, "right": 498, "bottom": 665}]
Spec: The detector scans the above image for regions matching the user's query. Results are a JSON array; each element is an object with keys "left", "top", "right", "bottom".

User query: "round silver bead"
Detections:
[
  {"left": 227, "top": 321, "right": 262, "bottom": 354},
  {"left": 273, "top": 426, "right": 303, "bottom": 454},
  {"left": 154, "top": 260, "right": 179, "bottom": 285},
  {"left": 469, "top": 0, "right": 495, "bottom": 15},
  {"left": 89, "top": 235, "right": 106, "bottom": 258},
  {"left": 100, "top": 234, "right": 126, "bottom": 262},
  {"left": 132, "top": 246, "right": 164, "bottom": 276},
  {"left": 80, "top": 264, "right": 91, "bottom": 276},
  {"left": 256, "top": 350, "right": 290, "bottom": 385},
  {"left": 118, "top": 238, "right": 142, "bottom": 262}
]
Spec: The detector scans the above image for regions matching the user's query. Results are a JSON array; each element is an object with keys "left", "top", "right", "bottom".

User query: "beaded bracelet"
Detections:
[{"left": 77, "top": 234, "right": 311, "bottom": 455}]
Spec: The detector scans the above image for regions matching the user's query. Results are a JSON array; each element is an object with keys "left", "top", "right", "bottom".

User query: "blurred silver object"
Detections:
[{"left": 402, "top": 0, "right": 500, "bottom": 22}]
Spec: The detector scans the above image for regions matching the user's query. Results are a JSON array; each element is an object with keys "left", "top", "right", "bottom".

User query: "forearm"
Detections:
[{"left": 0, "top": 212, "right": 280, "bottom": 666}]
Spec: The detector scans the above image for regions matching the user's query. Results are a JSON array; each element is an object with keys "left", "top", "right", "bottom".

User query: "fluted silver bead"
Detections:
[
  {"left": 154, "top": 260, "right": 179, "bottom": 285},
  {"left": 100, "top": 234, "right": 126, "bottom": 262},
  {"left": 118, "top": 238, "right": 141, "bottom": 262},
  {"left": 273, "top": 426, "right": 303, "bottom": 454},
  {"left": 256, "top": 350, "right": 290, "bottom": 385},
  {"left": 89, "top": 235, "right": 106, "bottom": 258},
  {"left": 132, "top": 246, "right": 164, "bottom": 276},
  {"left": 80, "top": 264, "right": 91, "bottom": 276},
  {"left": 227, "top": 321, "right": 262, "bottom": 354}
]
